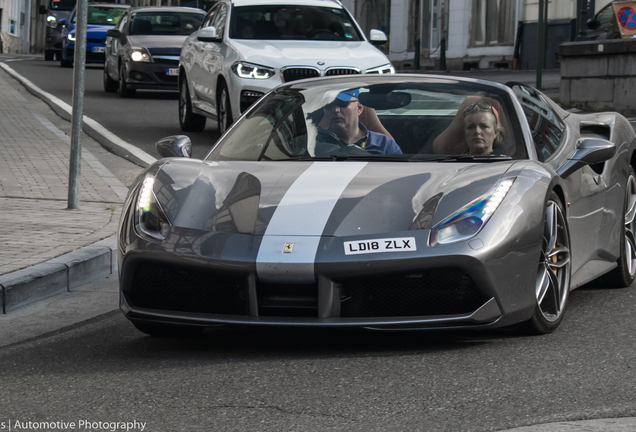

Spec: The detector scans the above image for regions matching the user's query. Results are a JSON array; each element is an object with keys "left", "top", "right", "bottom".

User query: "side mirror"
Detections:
[
  {"left": 557, "top": 138, "right": 616, "bottom": 178},
  {"left": 156, "top": 135, "right": 192, "bottom": 158},
  {"left": 106, "top": 28, "right": 122, "bottom": 38},
  {"left": 587, "top": 19, "right": 600, "bottom": 30},
  {"left": 58, "top": 19, "right": 66, "bottom": 28},
  {"left": 369, "top": 29, "right": 387, "bottom": 46},
  {"left": 197, "top": 26, "right": 218, "bottom": 42},
  {"left": 38, "top": 5, "right": 47, "bottom": 14}
]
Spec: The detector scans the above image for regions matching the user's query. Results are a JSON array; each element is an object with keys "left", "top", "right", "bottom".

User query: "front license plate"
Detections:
[
  {"left": 166, "top": 68, "right": 179, "bottom": 76},
  {"left": 344, "top": 237, "right": 416, "bottom": 255},
  {"left": 92, "top": 46, "right": 105, "bottom": 53}
]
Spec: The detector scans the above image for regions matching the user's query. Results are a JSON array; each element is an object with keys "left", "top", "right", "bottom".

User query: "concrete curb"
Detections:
[
  {"left": 0, "top": 62, "right": 157, "bottom": 169},
  {"left": 0, "top": 236, "right": 116, "bottom": 313}
]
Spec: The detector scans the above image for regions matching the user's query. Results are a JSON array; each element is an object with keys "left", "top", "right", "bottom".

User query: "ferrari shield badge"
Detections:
[{"left": 283, "top": 243, "right": 294, "bottom": 253}]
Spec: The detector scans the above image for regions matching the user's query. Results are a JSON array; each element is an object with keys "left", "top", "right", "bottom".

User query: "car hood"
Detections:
[
  {"left": 229, "top": 39, "right": 391, "bottom": 70},
  {"left": 68, "top": 23, "right": 114, "bottom": 37},
  {"left": 127, "top": 35, "right": 189, "bottom": 50},
  {"left": 151, "top": 160, "right": 516, "bottom": 237}
]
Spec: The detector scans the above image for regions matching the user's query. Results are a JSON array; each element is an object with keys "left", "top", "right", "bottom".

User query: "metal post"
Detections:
[
  {"left": 536, "top": 0, "right": 546, "bottom": 90},
  {"left": 67, "top": 0, "right": 87, "bottom": 210},
  {"left": 415, "top": 38, "right": 420, "bottom": 70},
  {"left": 578, "top": 0, "right": 588, "bottom": 40},
  {"left": 440, "top": 0, "right": 446, "bottom": 71}
]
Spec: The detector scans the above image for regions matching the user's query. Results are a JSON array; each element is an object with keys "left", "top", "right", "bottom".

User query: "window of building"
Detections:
[{"left": 470, "top": 0, "right": 515, "bottom": 46}]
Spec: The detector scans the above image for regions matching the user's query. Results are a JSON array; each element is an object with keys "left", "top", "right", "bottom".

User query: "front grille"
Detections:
[
  {"left": 87, "top": 38, "right": 105, "bottom": 44},
  {"left": 154, "top": 57, "right": 180, "bottom": 66},
  {"left": 282, "top": 67, "right": 319, "bottom": 83},
  {"left": 325, "top": 68, "right": 360, "bottom": 76},
  {"left": 257, "top": 282, "right": 318, "bottom": 317},
  {"left": 340, "top": 269, "right": 485, "bottom": 317},
  {"left": 128, "top": 263, "right": 249, "bottom": 315},
  {"left": 154, "top": 72, "right": 178, "bottom": 84},
  {"left": 86, "top": 52, "right": 104, "bottom": 61}
]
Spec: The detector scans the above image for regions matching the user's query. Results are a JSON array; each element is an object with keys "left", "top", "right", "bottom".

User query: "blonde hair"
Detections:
[{"left": 463, "top": 103, "right": 505, "bottom": 147}]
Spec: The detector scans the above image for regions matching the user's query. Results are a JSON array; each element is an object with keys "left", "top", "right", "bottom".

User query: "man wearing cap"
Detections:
[{"left": 318, "top": 89, "right": 402, "bottom": 155}]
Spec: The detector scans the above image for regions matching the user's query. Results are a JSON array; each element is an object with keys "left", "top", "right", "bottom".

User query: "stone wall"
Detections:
[
  {"left": 1, "top": 33, "right": 23, "bottom": 54},
  {"left": 559, "top": 39, "right": 636, "bottom": 114}
]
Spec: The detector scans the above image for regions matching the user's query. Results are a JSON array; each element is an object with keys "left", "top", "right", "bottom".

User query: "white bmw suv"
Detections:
[{"left": 178, "top": 0, "right": 394, "bottom": 133}]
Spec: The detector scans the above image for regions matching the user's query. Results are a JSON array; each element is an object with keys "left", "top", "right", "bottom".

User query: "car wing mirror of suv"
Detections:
[
  {"left": 369, "top": 29, "right": 387, "bottom": 46},
  {"left": 197, "top": 26, "right": 218, "bottom": 42},
  {"left": 587, "top": 18, "right": 600, "bottom": 30}
]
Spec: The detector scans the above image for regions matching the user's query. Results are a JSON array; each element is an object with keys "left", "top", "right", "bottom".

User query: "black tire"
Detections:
[
  {"left": 45, "top": 50, "right": 55, "bottom": 61},
  {"left": 131, "top": 321, "right": 204, "bottom": 337},
  {"left": 55, "top": 52, "right": 62, "bottom": 61},
  {"left": 603, "top": 167, "right": 636, "bottom": 287},
  {"left": 522, "top": 192, "right": 571, "bottom": 335},
  {"left": 60, "top": 58, "right": 73, "bottom": 68},
  {"left": 103, "top": 66, "right": 118, "bottom": 93},
  {"left": 217, "top": 82, "right": 233, "bottom": 134},
  {"left": 118, "top": 64, "right": 136, "bottom": 98},
  {"left": 179, "top": 75, "right": 206, "bottom": 132}
]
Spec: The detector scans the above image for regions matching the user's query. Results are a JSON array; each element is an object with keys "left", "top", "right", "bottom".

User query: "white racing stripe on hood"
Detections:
[{"left": 256, "top": 162, "right": 367, "bottom": 283}]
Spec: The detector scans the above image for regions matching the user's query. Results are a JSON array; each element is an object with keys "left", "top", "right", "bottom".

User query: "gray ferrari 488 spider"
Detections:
[{"left": 118, "top": 75, "right": 636, "bottom": 336}]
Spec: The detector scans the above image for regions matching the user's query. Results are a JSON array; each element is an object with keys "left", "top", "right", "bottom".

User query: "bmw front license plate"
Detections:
[
  {"left": 344, "top": 237, "right": 416, "bottom": 255},
  {"left": 166, "top": 68, "right": 179, "bottom": 76},
  {"left": 92, "top": 46, "right": 105, "bottom": 53}
]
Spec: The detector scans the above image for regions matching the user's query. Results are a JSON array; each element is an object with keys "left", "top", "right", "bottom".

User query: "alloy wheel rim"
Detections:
[
  {"left": 219, "top": 88, "right": 228, "bottom": 132},
  {"left": 625, "top": 175, "right": 636, "bottom": 276},
  {"left": 535, "top": 200, "right": 571, "bottom": 322},
  {"left": 179, "top": 84, "right": 187, "bottom": 124}
]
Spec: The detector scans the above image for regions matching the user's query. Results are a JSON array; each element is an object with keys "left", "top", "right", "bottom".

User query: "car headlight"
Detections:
[
  {"left": 131, "top": 48, "right": 152, "bottom": 62},
  {"left": 46, "top": 15, "right": 57, "bottom": 27},
  {"left": 134, "top": 174, "right": 171, "bottom": 241},
  {"left": 231, "top": 61, "right": 275, "bottom": 79},
  {"left": 430, "top": 178, "right": 515, "bottom": 246},
  {"left": 67, "top": 33, "right": 75, "bottom": 41},
  {"left": 365, "top": 63, "right": 395, "bottom": 74}
]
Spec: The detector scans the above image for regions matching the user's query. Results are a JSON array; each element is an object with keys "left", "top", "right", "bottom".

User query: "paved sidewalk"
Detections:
[{"left": 0, "top": 65, "right": 129, "bottom": 312}]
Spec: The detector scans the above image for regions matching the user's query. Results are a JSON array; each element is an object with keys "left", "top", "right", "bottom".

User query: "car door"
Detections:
[
  {"left": 106, "top": 11, "right": 129, "bottom": 78},
  {"left": 192, "top": 3, "right": 228, "bottom": 115},
  {"left": 511, "top": 83, "right": 611, "bottom": 274}
]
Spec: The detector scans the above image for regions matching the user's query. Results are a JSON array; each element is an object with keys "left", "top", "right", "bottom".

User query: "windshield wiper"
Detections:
[
  {"left": 429, "top": 155, "right": 513, "bottom": 162},
  {"left": 272, "top": 155, "right": 412, "bottom": 162}
]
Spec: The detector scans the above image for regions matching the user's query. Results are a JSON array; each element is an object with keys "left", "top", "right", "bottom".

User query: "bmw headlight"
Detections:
[
  {"left": 130, "top": 48, "right": 152, "bottom": 62},
  {"left": 134, "top": 174, "right": 171, "bottom": 241},
  {"left": 430, "top": 178, "right": 515, "bottom": 246},
  {"left": 46, "top": 15, "right": 57, "bottom": 27},
  {"left": 365, "top": 63, "right": 395, "bottom": 74},
  {"left": 231, "top": 61, "right": 275, "bottom": 79},
  {"left": 67, "top": 33, "right": 75, "bottom": 41}
]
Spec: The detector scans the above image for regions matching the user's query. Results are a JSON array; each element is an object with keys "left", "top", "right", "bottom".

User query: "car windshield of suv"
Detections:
[
  {"left": 230, "top": 5, "right": 363, "bottom": 41},
  {"left": 206, "top": 79, "right": 528, "bottom": 162},
  {"left": 71, "top": 6, "right": 127, "bottom": 25},
  {"left": 129, "top": 12, "right": 204, "bottom": 36},
  {"left": 50, "top": 0, "right": 75, "bottom": 11}
]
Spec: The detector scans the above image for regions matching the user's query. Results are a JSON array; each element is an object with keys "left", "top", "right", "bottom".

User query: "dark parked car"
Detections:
[
  {"left": 60, "top": 3, "right": 129, "bottom": 67},
  {"left": 587, "top": 2, "right": 622, "bottom": 40},
  {"left": 118, "top": 74, "right": 636, "bottom": 337},
  {"left": 103, "top": 6, "right": 205, "bottom": 97}
]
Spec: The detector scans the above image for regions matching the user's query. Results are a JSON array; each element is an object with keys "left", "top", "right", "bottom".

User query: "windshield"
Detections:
[
  {"left": 129, "top": 12, "right": 204, "bottom": 36},
  {"left": 50, "top": 0, "right": 75, "bottom": 11},
  {"left": 229, "top": 5, "right": 363, "bottom": 41},
  {"left": 72, "top": 6, "right": 127, "bottom": 25},
  {"left": 206, "top": 79, "right": 528, "bottom": 162}
]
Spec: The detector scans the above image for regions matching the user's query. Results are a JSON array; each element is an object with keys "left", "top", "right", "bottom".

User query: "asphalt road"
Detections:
[
  {"left": 1, "top": 277, "right": 636, "bottom": 432},
  {"left": 5, "top": 57, "right": 221, "bottom": 160}
]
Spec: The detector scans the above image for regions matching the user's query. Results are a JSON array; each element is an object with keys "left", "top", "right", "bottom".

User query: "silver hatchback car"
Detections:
[{"left": 178, "top": 0, "right": 394, "bottom": 134}]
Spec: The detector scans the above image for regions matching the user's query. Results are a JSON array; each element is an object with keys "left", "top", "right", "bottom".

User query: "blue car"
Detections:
[{"left": 61, "top": 3, "right": 129, "bottom": 67}]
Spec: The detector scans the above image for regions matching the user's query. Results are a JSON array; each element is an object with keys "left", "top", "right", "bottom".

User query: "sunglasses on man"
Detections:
[{"left": 325, "top": 98, "right": 358, "bottom": 110}]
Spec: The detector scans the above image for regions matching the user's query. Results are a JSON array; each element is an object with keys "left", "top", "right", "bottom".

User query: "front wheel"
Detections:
[
  {"left": 522, "top": 192, "right": 571, "bottom": 334},
  {"left": 44, "top": 50, "right": 55, "bottom": 61},
  {"left": 604, "top": 167, "right": 636, "bottom": 287},
  {"left": 179, "top": 76, "right": 206, "bottom": 132},
  {"left": 60, "top": 57, "right": 73, "bottom": 68},
  {"left": 118, "top": 64, "right": 136, "bottom": 98},
  {"left": 103, "top": 66, "right": 118, "bottom": 93},
  {"left": 217, "top": 83, "right": 233, "bottom": 135}
]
